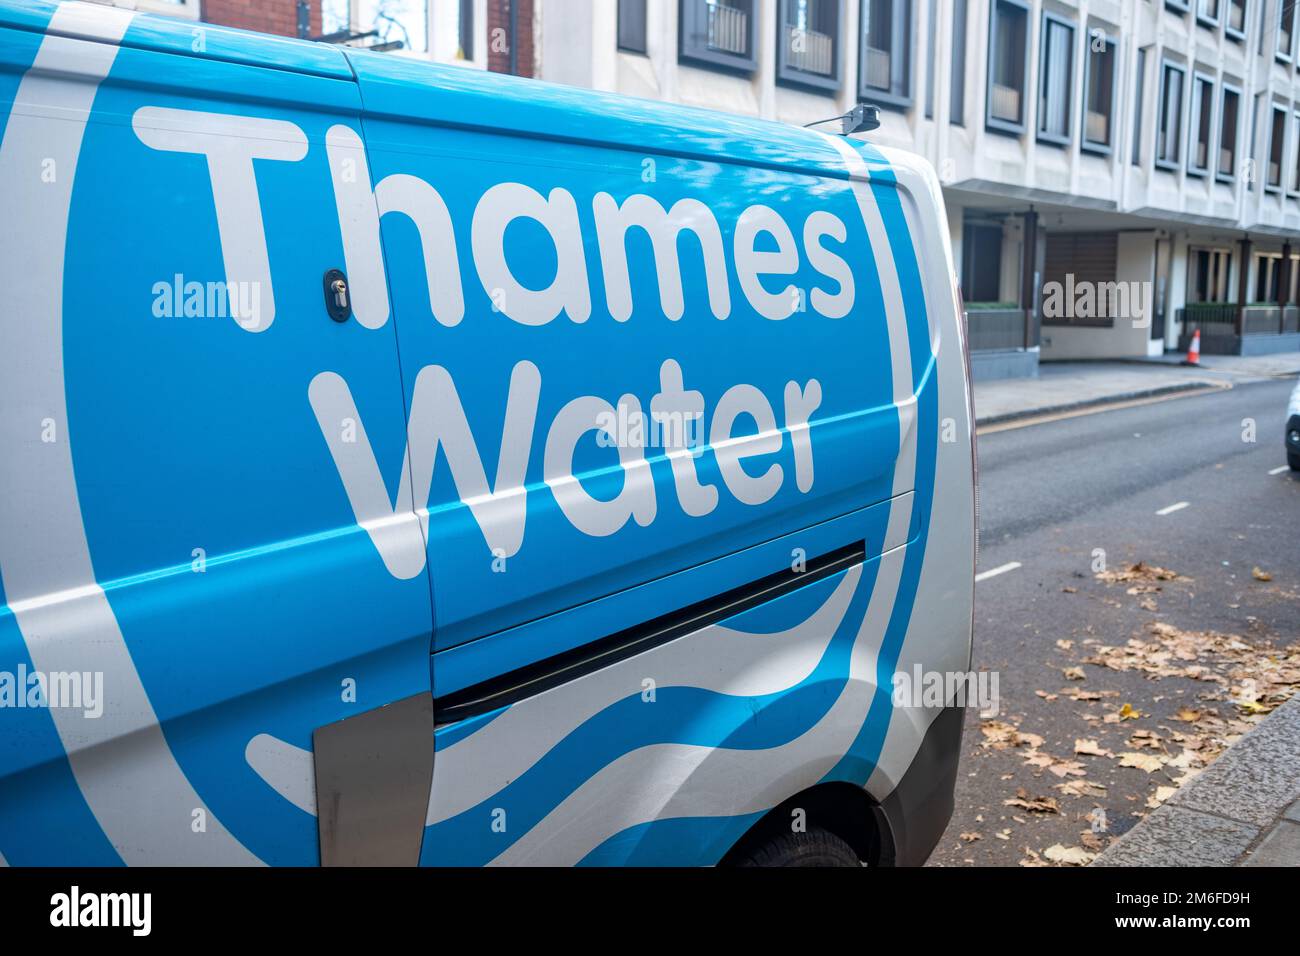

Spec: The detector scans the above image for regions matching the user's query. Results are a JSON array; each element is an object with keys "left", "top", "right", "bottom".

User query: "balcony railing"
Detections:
[
  {"left": 1178, "top": 304, "right": 1300, "bottom": 339},
  {"left": 784, "top": 25, "right": 834, "bottom": 77},
  {"left": 708, "top": 2, "right": 749, "bottom": 56},
  {"left": 990, "top": 83, "right": 1020, "bottom": 124}
]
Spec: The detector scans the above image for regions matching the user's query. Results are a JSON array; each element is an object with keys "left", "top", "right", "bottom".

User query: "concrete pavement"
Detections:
[
  {"left": 974, "top": 353, "right": 1300, "bottom": 426},
  {"left": 1095, "top": 696, "right": 1300, "bottom": 866}
]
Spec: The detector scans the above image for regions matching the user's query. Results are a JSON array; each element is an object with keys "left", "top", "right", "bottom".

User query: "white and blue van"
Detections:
[{"left": 0, "top": 0, "right": 975, "bottom": 866}]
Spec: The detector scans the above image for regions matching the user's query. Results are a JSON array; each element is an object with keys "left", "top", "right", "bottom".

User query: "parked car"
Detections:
[
  {"left": 0, "top": 0, "right": 975, "bottom": 866},
  {"left": 1288, "top": 377, "right": 1300, "bottom": 471}
]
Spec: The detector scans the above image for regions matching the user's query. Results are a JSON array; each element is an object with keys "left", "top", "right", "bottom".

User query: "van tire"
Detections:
[
  {"left": 1289, "top": 451, "right": 1300, "bottom": 471},
  {"left": 733, "top": 826, "right": 863, "bottom": 867}
]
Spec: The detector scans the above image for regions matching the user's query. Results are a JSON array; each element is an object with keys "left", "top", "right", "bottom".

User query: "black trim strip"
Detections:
[{"left": 434, "top": 541, "right": 866, "bottom": 725}]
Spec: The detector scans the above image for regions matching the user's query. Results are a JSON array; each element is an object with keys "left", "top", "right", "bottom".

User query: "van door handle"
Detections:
[{"left": 323, "top": 269, "right": 351, "bottom": 322}]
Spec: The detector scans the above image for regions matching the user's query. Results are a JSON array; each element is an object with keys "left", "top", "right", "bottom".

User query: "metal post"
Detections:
[
  {"left": 1281, "top": 241, "right": 1292, "bottom": 333},
  {"left": 509, "top": 0, "right": 519, "bottom": 76},
  {"left": 1237, "top": 235, "right": 1251, "bottom": 338}
]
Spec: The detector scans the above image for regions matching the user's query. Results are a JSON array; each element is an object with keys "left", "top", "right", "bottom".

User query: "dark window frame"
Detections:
[
  {"left": 1266, "top": 103, "right": 1287, "bottom": 193},
  {"left": 1081, "top": 26, "right": 1117, "bottom": 156},
  {"left": 859, "top": 0, "right": 913, "bottom": 110},
  {"left": 1277, "top": 0, "right": 1296, "bottom": 63},
  {"left": 1165, "top": 0, "right": 1190, "bottom": 12},
  {"left": 1225, "top": 0, "right": 1247, "bottom": 40},
  {"left": 949, "top": 0, "right": 968, "bottom": 125},
  {"left": 678, "top": 0, "right": 759, "bottom": 74},
  {"left": 1290, "top": 110, "right": 1300, "bottom": 196},
  {"left": 1131, "top": 46, "right": 1147, "bottom": 166},
  {"left": 985, "top": 0, "right": 1031, "bottom": 136},
  {"left": 1155, "top": 58, "right": 1187, "bottom": 172},
  {"left": 1186, "top": 70, "right": 1215, "bottom": 177},
  {"left": 617, "top": 0, "right": 648, "bottom": 54},
  {"left": 1036, "top": 10, "right": 1076, "bottom": 148},
  {"left": 1217, "top": 82, "right": 1241, "bottom": 183},
  {"left": 776, "top": 0, "right": 842, "bottom": 93}
]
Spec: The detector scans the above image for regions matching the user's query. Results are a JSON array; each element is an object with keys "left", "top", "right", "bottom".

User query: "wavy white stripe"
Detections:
[
  {"left": 490, "top": 544, "right": 909, "bottom": 865},
  {"left": 426, "top": 562, "right": 864, "bottom": 826}
]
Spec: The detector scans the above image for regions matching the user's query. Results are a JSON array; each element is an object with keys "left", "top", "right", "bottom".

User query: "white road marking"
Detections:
[
  {"left": 1156, "top": 501, "right": 1190, "bottom": 516},
  {"left": 1269, "top": 465, "right": 1290, "bottom": 475},
  {"left": 975, "top": 561, "right": 1022, "bottom": 582}
]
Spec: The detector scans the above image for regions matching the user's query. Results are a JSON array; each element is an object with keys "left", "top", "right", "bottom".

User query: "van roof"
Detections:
[{"left": 2, "top": 0, "right": 887, "bottom": 181}]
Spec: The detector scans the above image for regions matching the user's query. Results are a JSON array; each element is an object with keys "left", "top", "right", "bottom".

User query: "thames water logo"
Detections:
[{"left": 49, "top": 886, "right": 151, "bottom": 936}]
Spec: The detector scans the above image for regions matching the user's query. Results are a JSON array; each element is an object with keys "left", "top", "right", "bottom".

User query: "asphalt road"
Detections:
[{"left": 930, "top": 377, "right": 1300, "bottom": 866}]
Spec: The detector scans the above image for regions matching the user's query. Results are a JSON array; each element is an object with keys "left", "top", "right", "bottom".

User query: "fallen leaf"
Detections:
[
  {"left": 1004, "top": 788, "right": 1060, "bottom": 814},
  {"left": 1063, "top": 666, "right": 1087, "bottom": 681},
  {"left": 959, "top": 831, "right": 982, "bottom": 843},
  {"left": 1118, "top": 703, "right": 1143, "bottom": 720},
  {"left": 1118, "top": 751, "right": 1165, "bottom": 773},
  {"left": 1252, "top": 567, "right": 1273, "bottom": 582},
  {"left": 1074, "top": 738, "right": 1110, "bottom": 757},
  {"left": 1043, "top": 843, "right": 1096, "bottom": 865}
]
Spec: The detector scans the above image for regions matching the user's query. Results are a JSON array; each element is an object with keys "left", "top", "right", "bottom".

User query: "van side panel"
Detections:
[
  {"left": 346, "top": 53, "right": 909, "bottom": 666},
  {"left": 0, "top": 5, "right": 432, "bottom": 865},
  {"left": 414, "top": 137, "right": 951, "bottom": 866}
]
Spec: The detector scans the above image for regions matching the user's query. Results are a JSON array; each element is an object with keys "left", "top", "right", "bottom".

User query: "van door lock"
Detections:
[{"left": 323, "top": 269, "right": 351, "bottom": 323}]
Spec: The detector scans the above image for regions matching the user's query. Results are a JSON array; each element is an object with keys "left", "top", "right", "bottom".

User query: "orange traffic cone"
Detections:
[{"left": 1182, "top": 328, "right": 1201, "bottom": 366}]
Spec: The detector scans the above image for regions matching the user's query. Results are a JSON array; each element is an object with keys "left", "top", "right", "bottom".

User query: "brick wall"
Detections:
[
  {"left": 486, "top": 0, "right": 534, "bottom": 77},
  {"left": 200, "top": 0, "right": 320, "bottom": 40}
]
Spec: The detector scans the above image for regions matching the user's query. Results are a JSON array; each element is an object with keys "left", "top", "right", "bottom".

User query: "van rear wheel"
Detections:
[
  {"left": 733, "top": 826, "right": 862, "bottom": 867},
  {"left": 1290, "top": 452, "right": 1300, "bottom": 471}
]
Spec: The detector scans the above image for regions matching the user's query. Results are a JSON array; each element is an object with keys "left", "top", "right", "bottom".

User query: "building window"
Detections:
[
  {"left": 860, "top": 0, "right": 911, "bottom": 107},
  {"left": 1165, "top": 0, "right": 1190, "bottom": 12},
  {"left": 1037, "top": 13, "right": 1075, "bottom": 146},
  {"left": 1278, "top": 0, "right": 1296, "bottom": 61},
  {"left": 458, "top": 0, "right": 474, "bottom": 59},
  {"left": 1197, "top": 0, "right": 1221, "bottom": 25},
  {"left": 1268, "top": 105, "right": 1286, "bottom": 191},
  {"left": 961, "top": 222, "right": 1004, "bottom": 303},
  {"left": 680, "top": 0, "right": 758, "bottom": 72},
  {"left": 986, "top": 0, "right": 1029, "bottom": 134},
  {"left": 1188, "top": 73, "right": 1214, "bottom": 176},
  {"left": 950, "top": 0, "right": 968, "bottom": 125},
  {"left": 1082, "top": 28, "right": 1116, "bottom": 154},
  {"left": 1226, "top": 0, "right": 1247, "bottom": 39},
  {"left": 924, "top": 0, "right": 936, "bottom": 117},
  {"left": 1255, "top": 254, "right": 1281, "bottom": 301},
  {"left": 618, "top": 0, "right": 648, "bottom": 53},
  {"left": 1155, "top": 61, "right": 1185, "bottom": 170},
  {"left": 1218, "top": 85, "right": 1240, "bottom": 182},
  {"left": 1132, "top": 47, "right": 1147, "bottom": 166},
  {"left": 1291, "top": 112, "right": 1300, "bottom": 193},
  {"left": 1189, "top": 248, "right": 1232, "bottom": 303},
  {"left": 777, "top": 0, "right": 841, "bottom": 91}
]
